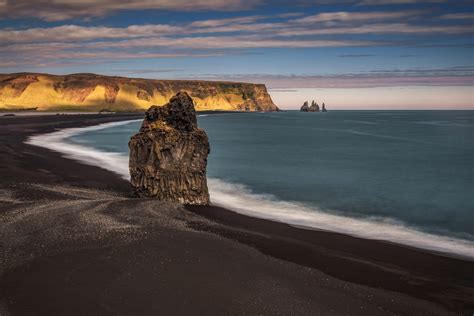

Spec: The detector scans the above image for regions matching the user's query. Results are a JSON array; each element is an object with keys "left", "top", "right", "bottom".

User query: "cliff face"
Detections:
[
  {"left": 0, "top": 73, "right": 278, "bottom": 112},
  {"left": 129, "top": 91, "right": 210, "bottom": 205}
]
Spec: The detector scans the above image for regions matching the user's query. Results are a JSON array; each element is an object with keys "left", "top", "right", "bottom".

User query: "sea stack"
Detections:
[
  {"left": 300, "top": 101, "right": 310, "bottom": 112},
  {"left": 322, "top": 103, "right": 327, "bottom": 112},
  {"left": 309, "top": 101, "right": 320, "bottom": 112},
  {"left": 129, "top": 91, "right": 210, "bottom": 205}
]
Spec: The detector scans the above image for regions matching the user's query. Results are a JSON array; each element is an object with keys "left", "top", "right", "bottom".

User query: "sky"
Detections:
[{"left": 0, "top": 0, "right": 473, "bottom": 109}]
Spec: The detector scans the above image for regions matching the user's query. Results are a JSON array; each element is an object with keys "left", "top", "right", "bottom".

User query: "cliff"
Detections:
[
  {"left": 129, "top": 91, "right": 210, "bottom": 204},
  {"left": 0, "top": 73, "right": 278, "bottom": 112}
]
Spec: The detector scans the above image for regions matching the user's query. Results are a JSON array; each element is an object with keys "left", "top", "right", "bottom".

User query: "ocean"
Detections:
[{"left": 27, "top": 111, "right": 474, "bottom": 258}]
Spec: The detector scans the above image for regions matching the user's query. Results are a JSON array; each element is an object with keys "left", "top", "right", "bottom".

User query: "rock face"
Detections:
[
  {"left": 0, "top": 73, "right": 279, "bottom": 112},
  {"left": 300, "top": 101, "right": 310, "bottom": 112},
  {"left": 129, "top": 91, "right": 210, "bottom": 205},
  {"left": 322, "top": 103, "right": 327, "bottom": 112}
]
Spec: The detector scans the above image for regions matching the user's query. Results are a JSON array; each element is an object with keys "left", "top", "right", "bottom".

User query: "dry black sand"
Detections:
[{"left": 0, "top": 114, "right": 473, "bottom": 315}]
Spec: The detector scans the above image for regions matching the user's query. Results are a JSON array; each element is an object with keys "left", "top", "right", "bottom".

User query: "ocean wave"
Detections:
[
  {"left": 208, "top": 179, "right": 474, "bottom": 259},
  {"left": 26, "top": 121, "right": 474, "bottom": 260},
  {"left": 26, "top": 120, "right": 139, "bottom": 179}
]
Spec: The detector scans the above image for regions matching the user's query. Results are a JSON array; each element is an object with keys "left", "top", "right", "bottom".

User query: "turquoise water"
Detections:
[{"left": 66, "top": 111, "right": 474, "bottom": 249}]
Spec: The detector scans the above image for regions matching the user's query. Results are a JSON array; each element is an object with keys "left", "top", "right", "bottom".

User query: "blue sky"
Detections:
[{"left": 0, "top": 0, "right": 472, "bottom": 109}]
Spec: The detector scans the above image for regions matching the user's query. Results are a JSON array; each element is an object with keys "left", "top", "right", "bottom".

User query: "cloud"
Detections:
[
  {"left": 40, "top": 51, "right": 225, "bottom": 60},
  {"left": 0, "top": 8, "right": 471, "bottom": 71},
  {"left": 87, "top": 36, "right": 374, "bottom": 50},
  {"left": 111, "top": 69, "right": 183, "bottom": 75},
  {"left": 0, "top": 33, "right": 376, "bottom": 70},
  {"left": 358, "top": 0, "right": 447, "bottom": 5},
  {"left": 0, "top": 47, "right": 225, "bottom": 61},
  {"left": 267, "top": 89, "right": 300, "bottom": 92},
  {"left": 183, "top": 66, "right": 474, "bottom": 88},
  {"left": 189, "top": 16, "right": 264, "bottom": 28},
  {"left": 367, "top": 66, "right": 474, "bottom": 76},
  {"left": 440, "top": 13, "right": 474, "bottom": 20},
  {"left": 0, "top": 0, "right": 263, "bottom": 21},
  {"left": 0, "top": 24, "right": 184, "bottom": 44},
  {"left": 295, "top": 11, "right": 415, "bottom": 24},
  {"left": 275, "top": 23, "right": 473, "bottom": 36},
  {"left": 0, "top": 34, "right": 376, "bottom": 71},
  {"left": 275, "top": 12, "right": 305, "bottom": 18},
  {"left": 2, "top": 9, "right": 471, "bottom": 47},
  {"left": 339, "top": 54, "right": 374, "bottom": 57}
]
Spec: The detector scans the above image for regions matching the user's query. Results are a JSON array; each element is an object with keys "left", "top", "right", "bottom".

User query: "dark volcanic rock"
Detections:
[
  {"left": 300, "top": 101, "right": 310, "bottom": 112},
  {"left": 129, "top": 91, "right": 210, "bottom": 205},
  {"left": 309, "top": 100, "right": 320, "bottom": 112}
]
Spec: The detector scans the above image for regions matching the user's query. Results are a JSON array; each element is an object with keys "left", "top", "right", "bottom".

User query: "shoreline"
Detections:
[
  {"left": 26, "top": 115, "right": 474, "bottom": 260},
  {"left": 1, "top": 114, "right": 473, "bottom": 314}
]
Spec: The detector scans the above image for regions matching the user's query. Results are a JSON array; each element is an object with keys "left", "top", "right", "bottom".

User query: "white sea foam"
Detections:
[
  {"left": 26, "top": 120, "right": 474, "bottom": 260},
  {"left": 26, "top": 120, "right": 139, "bottom": 179},
  {"left": 208, "top": 179, "right": 474, "bottom": 260}
]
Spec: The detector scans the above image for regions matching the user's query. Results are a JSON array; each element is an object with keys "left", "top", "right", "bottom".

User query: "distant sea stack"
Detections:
[
  {"left": 0, "top": 73, "right": 279, "bottom": 112},
  {"left": 129, "top": 91, "right": 210, "bottom": 205},
  {"left": 309, "top": 100, "right": 320, "bottom": 112},
  {"left": 322, "top": 103, "right": 327, "bottom": 112},
  {"left": 300, "top": 100, "right": 327, "bottom": 112},
  {"left": 300, "top": 101, "right": 310, "bottom": 112}
]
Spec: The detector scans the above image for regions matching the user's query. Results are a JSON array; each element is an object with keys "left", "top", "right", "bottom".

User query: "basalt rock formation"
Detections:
[
  {"left": 129, "top": 91, "right": 210, "bottom": 205},
  {"left": 0, "top": 73, "right": 278, "bottom": 112},
  {"left": 309, "top": 100, "right": 320, "bottom": 112},
  {"left": 301, "top": 100, "right": 327, "bottom": 112},
  {"left": 300, "top": 101, "right": 310, "bottom": 112}
]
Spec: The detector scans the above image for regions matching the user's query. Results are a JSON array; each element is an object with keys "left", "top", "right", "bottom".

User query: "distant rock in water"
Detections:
[
  {"left": 300, "top": 100, "right": 327, "bottom": 112},
  {"left": 129, "top": 91, "right": 210, "bottom": 205},
  {"left": 322, "top": 103, "right": 327, "bottom": 112},
  {"left": 300, "top": 101, "right": 310, "bottom": 112},
  {"left": 309, "top": 100, "right": 320, "bottom": 112}
]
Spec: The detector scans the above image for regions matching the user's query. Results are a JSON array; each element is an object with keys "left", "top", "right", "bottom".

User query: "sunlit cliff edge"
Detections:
[{"left": 0, "top": 73, "right": 279, "bottom": 112}]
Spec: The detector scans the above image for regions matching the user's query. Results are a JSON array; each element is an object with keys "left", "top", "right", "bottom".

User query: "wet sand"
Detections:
[{"left": 0, "top": 114, "right": 473, "bottom": 315}]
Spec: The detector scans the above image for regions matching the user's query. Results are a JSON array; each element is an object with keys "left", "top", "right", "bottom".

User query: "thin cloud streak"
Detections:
[
  {"left": 182, "top": 68, "right": 474, "bottom": 88},
  {"left": 296, "top": 11, "right": 417, "bottom": 23},
  {"left": 339, "top": 54, "right": 374, "bottom": 57},
  {"left": 275, "top": 23, "right": 473, "bottom": 36},
  {"left": 440, "top": 13, "right": 474, "bottom": 20},
  {"left": 87, "top": 36, "right": 375, "bottom": 49},
  {"left": 0, "top": 0, "right": 263, "bottom": 21},
  {"left": 0, "top": 39, "right": 376, "bottom": 58},
  {"left": 358, "top": 0, "right": 448, "bottom": 5}
]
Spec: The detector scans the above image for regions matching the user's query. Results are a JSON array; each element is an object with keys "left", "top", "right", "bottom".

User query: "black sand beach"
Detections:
[{"left": 0, "top": 114, "right": 473, "bottom": 315}]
